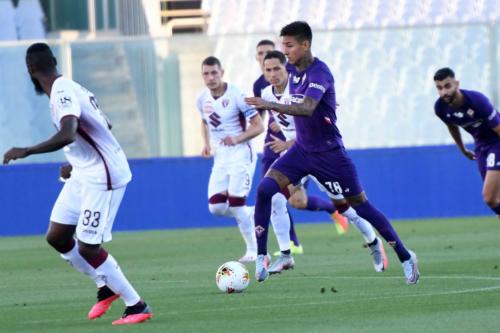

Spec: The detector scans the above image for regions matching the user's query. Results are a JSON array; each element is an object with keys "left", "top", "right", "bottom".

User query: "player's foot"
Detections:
[
  {"left": 112, "top": 301, "right": 153, "bottom": 325},
  {"left": 368, "top": 237, "right": 388, "bottom": 272},
  {"left": 88, "top": 286, "right": 119, "bottom": 320},
  {"left": 290, "top": 241, "right": 304, "bottom": 255},
  {"left": 255, "top": 254, "right": 269, "bottom": 282},
  {"left": 402, "top": 250, "right": 420, "bottom": 285},
  {"left": 238, "top": 251, "right": 257, "bottom": 263},
  {"left": 331, "top": 211, "right": 349, "bottom": 235},
  {"left": 268, "top": 253, "right": 295, "bottom": 274}
]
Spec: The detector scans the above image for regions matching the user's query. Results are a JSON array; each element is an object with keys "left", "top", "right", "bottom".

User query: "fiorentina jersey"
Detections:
[
  {"left": 261, "top": 82, "right": 296, "bottom": 141},
  {"left": 288, "top": 58, "right": 343, "bottom": 152},
  {"left": 435, "top": 89, "right": 500, "bottom": 148},
  {"left": 196, "top": 83, "right": 258, "bottom": 161},
  {"left": 49, "top": 77, "right": 132, "bottom": 190}
]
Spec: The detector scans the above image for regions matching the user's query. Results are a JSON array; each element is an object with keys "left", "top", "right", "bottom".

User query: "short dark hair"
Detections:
[
  {"left": 434, "top": 67, "right": 455, "bottom": 81},
  {"left": 26, "top": 43, "right": 57, "bottom": 73},
  {"left": 264, "top": 50, "right": 286, "bottom": 65},
  {"left": 256, "top": 39, "right": 275, "bottom": 48},
  {"left": 280, "top": 21, "right": 312, "bottom": 43},
  {"left": 201, "top": 56, "right": 222, "bottom": 68}
]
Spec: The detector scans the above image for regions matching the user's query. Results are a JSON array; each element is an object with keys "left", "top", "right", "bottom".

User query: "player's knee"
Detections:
[
  {"left": 208, "top": 194, "right": 228, "bottom": 215},
  {"left": 483, "top": 192, "right": 500, "bottom": 208},
  {"left": 289, "top": 195, "right": 306, "bottom": 209},
  {"left": 257, "top": 178, "right": 280, "bottom": 201},
  {"left": 45, "top": 233, "right": 73, "bottom": 253},
  {"left": 78, "top": 242, "right": 101, "bottom": 261}
]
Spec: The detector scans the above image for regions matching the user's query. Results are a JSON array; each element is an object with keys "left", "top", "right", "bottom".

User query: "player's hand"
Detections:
[
  {"left": 269, "top": 121, "right": 281, "bottom": 133},
  {"left": 221, "top": 136, "right": 238, "bottom": 146},
  {"left": 265, "top": 135, "right": 288, "bottom": 154},
  {"left": 3, "top": 147, "right": 29, "bottom": 165},
  {"left": 462, "top": 149, "right": 476, "bottom": 160},
  {"left": 59, "top": 164, "right": 73, "bottom": 180},
  {"left": 244, "top": 97, "right": 268, "bottom": 109},
  {"left": 201, "top": 145, "right": 212, "bottom": 158}
]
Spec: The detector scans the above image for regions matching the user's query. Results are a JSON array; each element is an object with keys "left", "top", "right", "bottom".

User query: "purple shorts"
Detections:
[
  {"left": 270, "top": 144, "right": 363, "bottom": 197},
  {"left": 476, "top": 141, "right": 500, "bottom": 180}
]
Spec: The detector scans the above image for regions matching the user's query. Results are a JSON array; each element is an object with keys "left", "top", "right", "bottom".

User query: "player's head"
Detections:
[
  {"left": 201, "top": 56, "right": 224, "bottom": 90},
  {"left": 255, "top": 39, "right": 275, "bottom": 69},
  {"left": 26, "top": 43, "right": 58, "bottom": 95},
  {"left": 263, "top": 50, "right": 288, "bottom": 88},
  {"left": 434, "top": 67, "right": 459, "bottom": 104},
  {"left": 280, "top": 21, "right": 312, "bottom": 65}
]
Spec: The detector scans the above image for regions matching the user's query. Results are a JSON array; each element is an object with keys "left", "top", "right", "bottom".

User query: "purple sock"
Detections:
[
  {"left": 492, "top": 204, "right": 500, "bottom": 215},
  {"left": 354, "top": 201, "right": 411, "bottom": 262},
  {"left": 305, "top": 195, "right": 336, "bottom": 214},
  {"left": 254, "top": 177, "right": 280, "bottom": 255},
  {"left": 288, "top": 211, "right": 300, "bottom": 246}
]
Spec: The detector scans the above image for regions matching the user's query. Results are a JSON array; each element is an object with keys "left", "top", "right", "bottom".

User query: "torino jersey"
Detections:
[
  {"left": 261, "top": 83, "right": 297, "bottom": 141},
  {"left": 49, "top": 77, "right": 132, "bottom": 190},
  {"left": 435, "top": 89, "right": 500, "bottom": 148},
  {"left": 196, "top": 83, "right": 258, "bottom": 162}
]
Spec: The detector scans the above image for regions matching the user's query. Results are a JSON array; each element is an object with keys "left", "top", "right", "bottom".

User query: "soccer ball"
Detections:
[{"left": 215, "top": 261, "right": 250, "bottom": 293}]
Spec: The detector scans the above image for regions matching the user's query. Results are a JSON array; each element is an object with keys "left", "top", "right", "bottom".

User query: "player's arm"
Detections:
[
  {"left": 201, "top": 120, "right": 212, "bottom": 157},
  {"left": 446, "top": 123, "right": 475, "bottom": 160},
  {"left": 245, "top": 96, "right": 318, "bottom": 117},
  {"left": 493, "top": 124, "right": 500, "bottom": 137},
  {"left": 3, "top": 116, "right": 78, "bottom": 164},
  {"left": 233, "top": 113, "right": 265, "bottom": 144},
  {"left": 265, "top": 135, "right": 295, "bottom": 154}
]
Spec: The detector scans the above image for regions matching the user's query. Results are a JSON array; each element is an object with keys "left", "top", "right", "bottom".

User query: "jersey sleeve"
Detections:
[
  {"left": 304, "top": 68, "right": 331, "bottom": 102},
  {"left": 236, "top": 91, "right": 258, "bottom": 119},
  {"left": 471, "top": 92, "right": 500, "bottom": 128},
  {"left": 53, "top": 84, "right": 81, "bottom": 123},
  {"left": 434, "top": 100, "right": 448, "bottom": 124},
  {"left": 253, "top": 80, "right": 261, "bottom": 98}
]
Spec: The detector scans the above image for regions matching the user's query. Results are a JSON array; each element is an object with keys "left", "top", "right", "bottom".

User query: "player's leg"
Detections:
[
  {"left": 313, "top": 147, "right": 418, "bottom": 284},
  {"left": 270, "top": 192, "right": 292, "bottom": 254},
  {"left": 254, "top": 144, "right": 309, "bottom": 281},
  {"left": 76, "top": 186, "right": 151, "bottom": 324},
  {"left": 228, "top": 159, "right": 258, "bottom": 262},
  {"left": 479, "top": 147, "right": 500, "bottom": 215},
  {"left": 207, "top": 164, "right": 232, "bottom": 217}
]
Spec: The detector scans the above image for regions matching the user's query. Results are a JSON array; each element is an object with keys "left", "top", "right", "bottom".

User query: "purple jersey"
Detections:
[
  {"left": 288, "top": 58, "right": 343, "bottom": 152},
  {"left": 435, "top": 89, "right": 500, "bottom": 148}
]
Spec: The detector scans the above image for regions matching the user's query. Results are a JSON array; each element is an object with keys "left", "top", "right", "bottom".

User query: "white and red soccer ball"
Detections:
[{"left": 215, "top": 261, "right": 250, "bottom": 293}]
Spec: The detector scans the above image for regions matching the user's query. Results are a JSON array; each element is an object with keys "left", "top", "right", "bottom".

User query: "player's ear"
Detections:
[
  {"left": 456, "top": 80, "right": 460, "bottom": 88},
  {"left": 220, "top": 68, "right": 224, "bottom": 77}
]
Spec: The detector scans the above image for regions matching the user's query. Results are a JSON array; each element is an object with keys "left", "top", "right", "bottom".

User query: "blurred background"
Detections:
[{"left": 1, "top": 0, "right": 499, "bottom": 235}]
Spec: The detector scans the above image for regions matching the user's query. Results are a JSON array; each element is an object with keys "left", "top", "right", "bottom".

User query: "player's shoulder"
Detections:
[
  {"left": 51, "top": 76, "right": 75, "bottom": 93},
  {"left": 309, "top": 58, "right": 333, "bottom": 79},
  {"left": 462, "top": 89, "right": 490, "bottom": 105},
  {"left": 434, "top": 97, "right": 446, "bottom": 114},
  {"left": 196, "top": 87, "right": 210, "bottom": 102}
]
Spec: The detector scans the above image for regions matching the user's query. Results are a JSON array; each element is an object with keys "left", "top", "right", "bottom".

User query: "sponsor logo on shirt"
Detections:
[
  {"left": 209, "top": 112, "right": 221, "bottom": 127},
  {"left": 293, "top": 75, "right": 301, "bottom": 84},
  {"left": 309, "top": 82, "right": 326, "bottom": 93},
  {"left": 290, "top": 94, "right": 304, "bottom": 104}
]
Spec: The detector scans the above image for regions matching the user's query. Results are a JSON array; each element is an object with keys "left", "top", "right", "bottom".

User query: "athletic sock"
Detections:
[
  {"left": 270, "top": 193, "right": 291, "bottom": 252},
  {"left": 354, "top": 201, "right": 410, "bottom": 262},
  {"left": 255, "top": 177, "right": 281, "bottom": 255},
  {"left": 342, "top": 206, "right": 376, "bottom": 243},
  {"left": 60, "top": 240, "right": 105, "bottom": 287},
  {"left": 305, "top": 195, "right": 336, "bottom": 214},
  {"left": 228, "top": 205, "right": 257, "bottom": 253}
]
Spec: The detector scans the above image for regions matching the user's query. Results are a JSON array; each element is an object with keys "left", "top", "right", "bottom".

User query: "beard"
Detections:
[{"left": 30, "top": 76, "right": 44, "bottom": 95}]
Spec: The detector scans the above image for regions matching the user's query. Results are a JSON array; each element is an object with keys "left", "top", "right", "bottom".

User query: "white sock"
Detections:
[
  {"left": 270, "top": 193, "right": 291, "bottom": 252},
  {"left": 209, "top": 202, "right": 233, "bottom": 217},
  {"left": 60, "top": 242, "right": 105, "bottom": 288},
  {"left": 342, "top": 207, "right": 376, "bottom": 243},
  {"left": 229, "top": 205, "right": 257, "bottom": 254},
  {"left": 95, "top": 253, "right": 141, "bottom": 306}
]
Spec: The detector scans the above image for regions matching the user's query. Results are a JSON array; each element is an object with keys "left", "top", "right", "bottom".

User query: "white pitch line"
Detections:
[{"left": 277, "top": 274, "right": 500, "bottom": 281}]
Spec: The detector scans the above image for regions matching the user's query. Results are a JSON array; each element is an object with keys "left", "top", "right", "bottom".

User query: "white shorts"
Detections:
[
  {"left": 50, "top": 178, "right": 126, "bottom": 245},
  {"left": 208, "top": 158, "right": 257, "bottom": 198}
]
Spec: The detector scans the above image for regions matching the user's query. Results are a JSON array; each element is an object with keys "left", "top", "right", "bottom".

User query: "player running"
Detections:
[
  {"left": 245, "top": 22, "right": 419, "bottom": 285},
  {"left": 197, "top": 56, "right": 264, "bottom": 262},
  {"left": 3, "top": 43, "right": 152, "bottom": 325},
  {"left": 260, "top": 50, "right": 386, "bottom": 275},
  {"left": 434, "top": 67, "right": 500, "bottom": 216}
]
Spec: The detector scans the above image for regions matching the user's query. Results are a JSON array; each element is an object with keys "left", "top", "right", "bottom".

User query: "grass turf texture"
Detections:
[{"left": 1, "top": 217, "right": 500, "bottom": 333}]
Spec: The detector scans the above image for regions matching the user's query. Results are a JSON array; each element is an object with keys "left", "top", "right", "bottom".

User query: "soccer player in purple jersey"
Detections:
[
  {"left": 245, "top": 21, "right": 419, "bottom": 284},
  {"left": 254, "top": 40, "right": 349, "bottom": 250},
  {"left": 434, "top": 67, "right": 500, "bottom": 216}
]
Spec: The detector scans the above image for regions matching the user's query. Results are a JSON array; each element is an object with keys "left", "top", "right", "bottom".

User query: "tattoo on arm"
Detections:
[{"left": 266, "top": 96, "right": 318, "bottom": 117}]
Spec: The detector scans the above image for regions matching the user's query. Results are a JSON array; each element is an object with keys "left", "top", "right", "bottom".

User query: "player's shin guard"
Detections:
[
  {"left": 255, "top": 177, "right": 281, "bottom": 255},
  {"left": 60, "top": 240, "right": 105, "bottom": 287},
  {"left": 228, "top": 204, "right": 257, "bottom": 254},
  {"left": 342, "top": 206, "right": 376, "bottom": 243},
  {"left": 354, "top": 201, "right": 411, "bottom": 262},
  {"left": 94, "top": 251, "right": 141, "bottom": 306},
  {"left": 270, "top": 193, "right": 291, "bottom": 252}
]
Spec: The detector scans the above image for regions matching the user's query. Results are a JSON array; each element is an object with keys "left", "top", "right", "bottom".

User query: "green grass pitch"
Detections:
[{"left": 1, "top": 217, "right": 500, "bottom": 333}]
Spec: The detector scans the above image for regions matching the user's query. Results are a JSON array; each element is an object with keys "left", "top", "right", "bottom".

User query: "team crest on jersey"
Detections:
[
  {"left": 467, "top": 109, "right": 474, "bottom": 117},
  {"left": 293, "top": 75, "right": 301, "bottom": 84},
  {"left": 452, "top": 112, "right": 464, "bottom": 118},
  {"left": 221, "top": 99, "right": 230, "bottom": 108}
]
